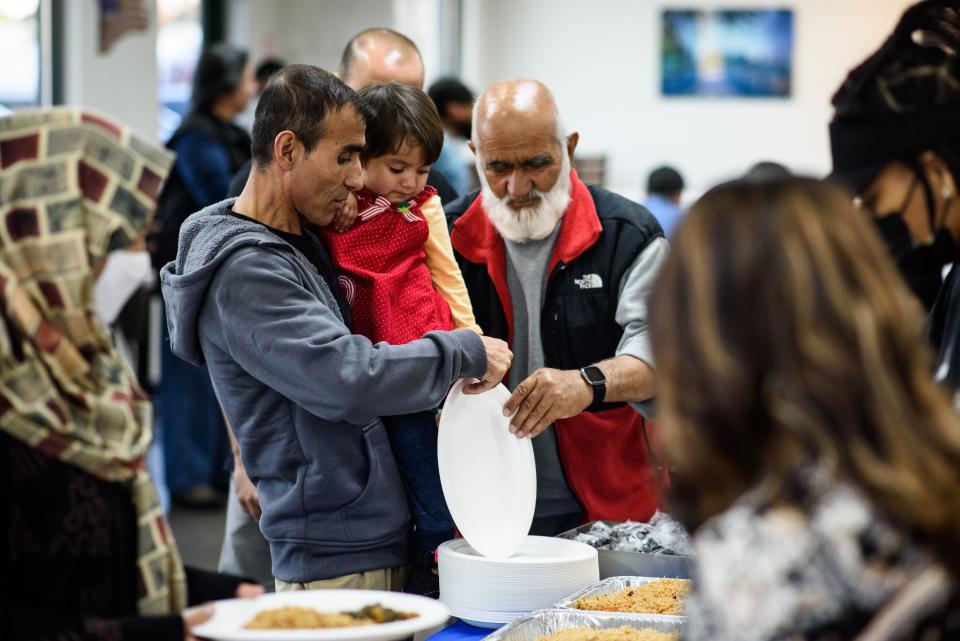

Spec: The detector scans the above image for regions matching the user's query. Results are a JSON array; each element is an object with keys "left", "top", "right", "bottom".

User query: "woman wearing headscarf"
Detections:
[
  {"left": 650, "top": 178, "right": 960, "bottom": 641},
  {"left": 830, "top": 0, "right": 960, "bottom": 390},
  {"left": 0, "top": 109, "right": 259, "bottom": 641}
]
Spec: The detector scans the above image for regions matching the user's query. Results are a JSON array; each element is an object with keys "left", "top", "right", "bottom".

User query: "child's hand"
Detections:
[{"left": 332, "top": 192, "right": 359, "bottom": 232}]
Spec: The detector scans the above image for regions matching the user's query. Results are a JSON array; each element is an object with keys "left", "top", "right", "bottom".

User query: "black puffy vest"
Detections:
[{"left": 447, "top": 185, "right": 663, "bottom": 410}]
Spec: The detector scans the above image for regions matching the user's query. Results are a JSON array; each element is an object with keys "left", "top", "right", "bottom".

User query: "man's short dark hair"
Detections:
[
  {"left": 251, "top": 64, "right": 372, "bottom": 169},
  {"left": 427, "top": 77, "right": 474, "bottom": 117},
  {"left": 255, "top": 57, "right": 286, "bottom": 87},
  {"left": 358, "top": 81, "right": 443, "bottom": 165},
  {"left": 647, "top": 166, "right": 685, "bottom": 196},
  {"left": 744, "top": 161, "right": 791, "bottom": 182},
  {"left": 338, "top": 28, "right": 421, "bottom": 80}
]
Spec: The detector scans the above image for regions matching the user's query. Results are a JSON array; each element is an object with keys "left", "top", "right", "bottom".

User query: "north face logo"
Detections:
[{"left": 574, "top": 273, "right": 603, "bottom": 289}]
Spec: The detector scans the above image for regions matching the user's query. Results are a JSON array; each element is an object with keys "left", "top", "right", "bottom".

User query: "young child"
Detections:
[{"left": 322, "top": 81, "right": 481, "bottom": 594}]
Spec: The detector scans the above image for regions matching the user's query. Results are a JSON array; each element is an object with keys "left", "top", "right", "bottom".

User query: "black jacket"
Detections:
[
  {"left": 150, "top": 112, "right": 251, "bottom": 270},
  {"left": 0, "top": 432, "right": 246, "bottom": 641},
  {"left": 446, "top": 185, "right": 662, "bottom": 400},
  {"left": 445, "top": 179, "right": 667, "bottom": 522}
]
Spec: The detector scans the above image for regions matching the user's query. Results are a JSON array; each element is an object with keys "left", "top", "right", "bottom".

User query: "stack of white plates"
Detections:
[
  {"left": 437, "top": 381, "right": 598, "bottom": 627},
  {"left": 438, "top": 536, "right": 599, "bottom": 628}
]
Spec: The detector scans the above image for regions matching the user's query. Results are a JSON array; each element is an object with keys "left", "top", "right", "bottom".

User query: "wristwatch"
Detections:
[{"left": 579, "top": 365, "right": 607, "bottom": 410}]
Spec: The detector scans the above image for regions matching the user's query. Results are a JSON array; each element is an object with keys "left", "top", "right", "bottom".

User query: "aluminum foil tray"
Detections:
[
  {"left": 556, "top": 522, "right": 693, "bottom": 580},
  {"left": 554, "top": 576, "right": 687, "bottom": 620},
  {"left": 482, "top": 608, "right": 684, "bottom": 641}
]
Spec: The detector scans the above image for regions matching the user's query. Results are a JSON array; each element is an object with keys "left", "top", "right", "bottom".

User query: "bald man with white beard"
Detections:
[{"left": 446, "top": 80, "right": 669, "bottom": 534}]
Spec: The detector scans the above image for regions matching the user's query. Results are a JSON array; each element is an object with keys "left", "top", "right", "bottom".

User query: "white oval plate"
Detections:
[
  {"left": 437, "top": 380, "right": 537, "bottom": 559},
  {"left": 191, "top": 590, "right": 450, "bottom": 641}
]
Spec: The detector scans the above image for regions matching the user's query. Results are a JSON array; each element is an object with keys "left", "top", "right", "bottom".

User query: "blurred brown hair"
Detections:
[
  {"left": 358, "top": 81, "right": 443, "bottom": 165},
  {"left": 650, "top": 177, "right": 960, "bottom": 573}
]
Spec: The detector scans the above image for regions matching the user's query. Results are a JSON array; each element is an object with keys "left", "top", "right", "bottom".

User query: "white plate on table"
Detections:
[
  {"left": 191, "top": 589, "right": 450, "bottom": 641},
  {"left": 437, "top": 380, "right": 536, "bottom": 559}
]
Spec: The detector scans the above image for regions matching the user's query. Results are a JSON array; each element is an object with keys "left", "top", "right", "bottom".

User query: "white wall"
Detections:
[
  {"left": 229, "top": 0, "right": 456, "bottom": 85},
  {"left": 63, "top": 0, "right": 159, "bottom": 141},
  {"left": 57, "top": 0, "right": 914, "bottom": 177},
  {"left": 393, "top": 0, "right": 441, "bottom": 86},
  {"left": 233, "top": 0, "right": 395, "bottom": 74},
  {"left": 461, "top": 0, "right": 914, "bottom": 201}
]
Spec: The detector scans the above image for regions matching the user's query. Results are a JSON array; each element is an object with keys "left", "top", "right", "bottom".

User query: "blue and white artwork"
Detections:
[{"left": 662, "top": 9, "right": 794, "bottom": 97}]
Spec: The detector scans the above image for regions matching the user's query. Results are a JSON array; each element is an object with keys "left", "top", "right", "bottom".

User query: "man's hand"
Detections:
[
  {"left": 234, "top": 456, "right": 261, "bottom": 521},
  {"left": 464, "top": 337, "right": 512, "bottom": 394},
  {"left": 332, "top": 192, "right": 359, "bottom": 232},
  {"left": 236, "top": 583, "right": 265, "bottom": 598},
  {"left": 503, "top": 368, "right": 592, "bottom": 438}
]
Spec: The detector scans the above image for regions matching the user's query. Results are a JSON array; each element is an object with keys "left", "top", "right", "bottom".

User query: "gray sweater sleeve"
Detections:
[
  {"left": 615, "top": 237, "right": 669, "bottom": 418},
  {"left": 205, "top": 247, "right": 487, "bottom": 424}
]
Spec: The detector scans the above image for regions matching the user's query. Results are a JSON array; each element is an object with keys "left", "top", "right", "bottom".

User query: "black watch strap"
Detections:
[{"left": 580, "top": 366, "right": 607, "bottom": 411}]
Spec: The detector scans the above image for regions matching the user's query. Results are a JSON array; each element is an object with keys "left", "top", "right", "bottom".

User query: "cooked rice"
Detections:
[
  {"left": 573, "top": 579, "right": 689, "bottom": 615},
  {"left": 244, "top": 606, "right": 373, "bottom": 629},
  {"left": 535, "top": 625, "right": 678, "bottom": 641}
]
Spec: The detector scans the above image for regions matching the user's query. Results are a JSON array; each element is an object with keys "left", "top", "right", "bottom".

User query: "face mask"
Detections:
[
  {"left": 875, "top": 214, "right": 953, "bottom": 309},
  {"left": 453, "top": 119, "right": 472, "bottom": 140},
  {"left": 93, "top": 250, "right": 152, "bottom": 325},
  {"left": 873, "top": 170, "right": 958, "bottom": 310}
]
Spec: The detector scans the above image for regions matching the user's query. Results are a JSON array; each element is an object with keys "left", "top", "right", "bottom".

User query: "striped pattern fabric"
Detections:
[
  {"left": 358, "top": 193, "right": 422, "bottom": 223},
  {"left": 0, "top": 108, "right": 187, "bottom": 615}
]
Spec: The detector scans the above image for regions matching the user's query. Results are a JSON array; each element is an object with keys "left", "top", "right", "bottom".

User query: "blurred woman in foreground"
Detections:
[
  {"left": 650, "top": 177, "right": 960, "bottom": 641},
  {"left": 0, "top": 108, "right": 259, "bottom": 641}
]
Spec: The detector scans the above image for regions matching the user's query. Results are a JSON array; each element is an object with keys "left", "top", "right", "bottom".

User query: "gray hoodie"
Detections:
[{"left": 160, "top": 198, "right": 486, "bottom": 582}]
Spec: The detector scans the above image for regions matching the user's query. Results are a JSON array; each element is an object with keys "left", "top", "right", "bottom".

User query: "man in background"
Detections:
[
  {"left": 237, "top": 57, "right": 287, "bottom": 132},
  {"left": 643, "top": 165, "right": 684, "bottom": 239},
  {"left": 338, "top": 28, "right": 424, "bottom": 90},
  {"left": 338, "top": 28, "right": 459, "bottom": 204},
  {"left": 428, "top": 77, "right": 476, "bottom": 195},
  {"left": 227, "top": 28, "right": 458, "bottom": 205}
]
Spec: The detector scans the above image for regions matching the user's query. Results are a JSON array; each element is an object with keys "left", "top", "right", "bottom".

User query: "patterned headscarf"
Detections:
[{"left": 0, "top": 109, "right": 187, "bottom": 614}]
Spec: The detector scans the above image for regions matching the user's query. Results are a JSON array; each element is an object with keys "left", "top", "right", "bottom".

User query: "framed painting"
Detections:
[{"left": 662, "top": 8, "right": 794, "bottom": 97}]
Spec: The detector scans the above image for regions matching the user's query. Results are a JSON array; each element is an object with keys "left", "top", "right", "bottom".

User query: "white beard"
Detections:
[{"left": 478, "top": 153, "right": 572, "bottom": 243}]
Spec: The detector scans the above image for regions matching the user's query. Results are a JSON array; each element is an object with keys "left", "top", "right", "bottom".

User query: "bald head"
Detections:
[
  {"left": 473, "top": 79, "right": 563, "bottom": 147},
  {"left": 471, "top": 79, "right": 578, "bottom": 213},
  {"left": 339, "top": 28, "right": 424, "bottom": 91}
]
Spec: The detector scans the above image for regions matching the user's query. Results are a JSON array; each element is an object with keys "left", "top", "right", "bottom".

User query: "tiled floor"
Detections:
[
  {"left": 149, "top": 419, "right": 228, "bottom": 573},
  {"left": 169, "top": 504, "right": 227, "bottom": 571}
]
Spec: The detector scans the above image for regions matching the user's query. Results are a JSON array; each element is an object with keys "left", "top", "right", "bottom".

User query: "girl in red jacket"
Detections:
[{"left": 323, "top": 82, "right": 480, "bottom": 593}]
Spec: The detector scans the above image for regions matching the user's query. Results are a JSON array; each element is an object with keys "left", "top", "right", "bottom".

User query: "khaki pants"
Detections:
[{"left": 275, "top": 567, "right": 405, "bottom": 592}]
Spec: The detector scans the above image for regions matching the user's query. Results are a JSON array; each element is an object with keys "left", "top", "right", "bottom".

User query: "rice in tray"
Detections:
[
  {"left": 534, "top": 626, "right": 678, "bottom": 641},
  {"left": 572, "top": 579, "right": 688, "bottom": 616}
]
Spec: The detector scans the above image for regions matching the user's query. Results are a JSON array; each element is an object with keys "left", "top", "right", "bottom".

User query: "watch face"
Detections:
[{"left": 582, "top": 365, "right": 606, "bottom": 385}]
